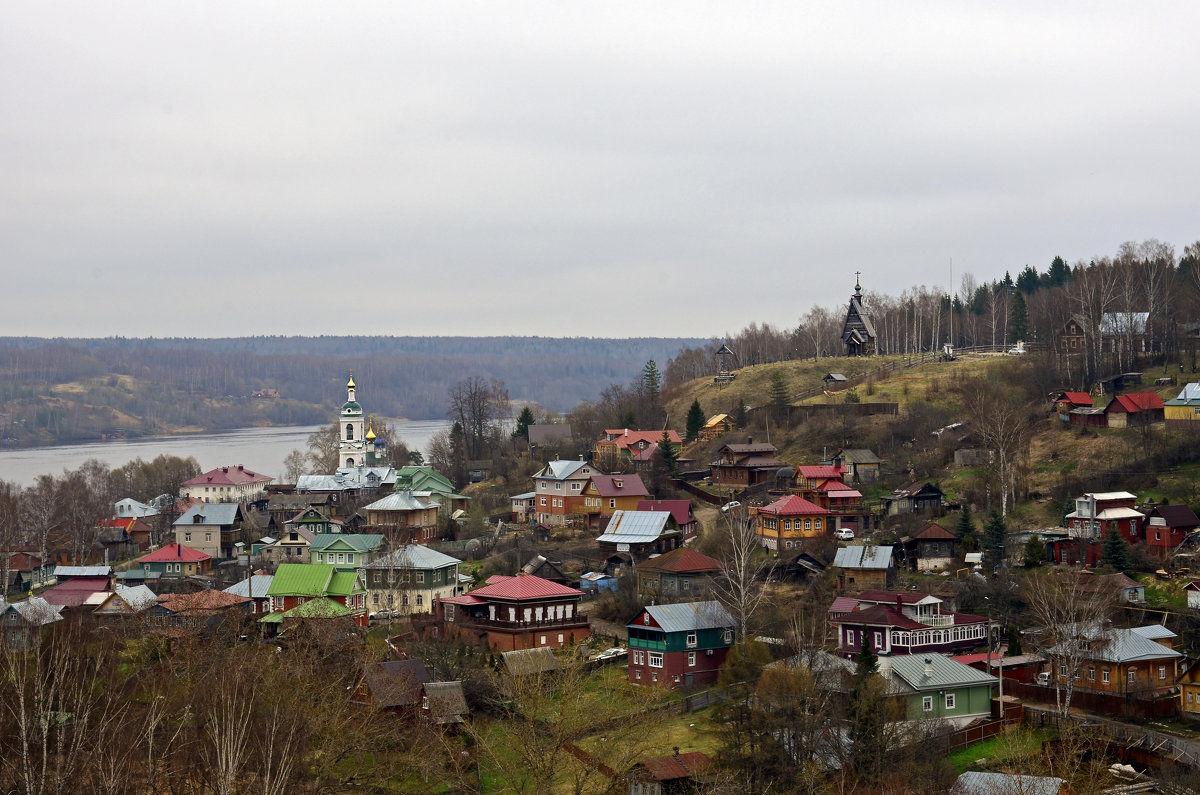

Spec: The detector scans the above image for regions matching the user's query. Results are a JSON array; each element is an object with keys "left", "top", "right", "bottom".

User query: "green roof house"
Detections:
[
  {"left": 881, "top": 653, "right": 997, "bottom": 726},
  {"left": 310, "top": 533, "right": 386, "bottom": 569},
  {"left": 266, "top": 563, "right": 368, "bottom": 627}
]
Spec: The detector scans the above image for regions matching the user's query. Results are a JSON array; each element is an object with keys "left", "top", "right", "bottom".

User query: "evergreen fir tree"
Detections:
[
  {"left": 1022, "top": 533, "right": 1044, "bottom": 568},
  {"left": 1007, "top": 625, "right": 1023, "bottom": 656},
  {"left": 1101, "top": 528, "right": 1134, "bottom": 574},
  {"left": 768, "top": 371, "right": 789, "bottom": 422},
  {"left": 1010, "top": 291, "right": 1029, "bottom": 343},
  {"left": 658, "top": 430, "right": 678, "bottom": 475},
  {"left": 513, "top": 406, "right": 535, "bottom": 440},
  {"left": 685, "top": 399, "right": 705, "bottom": 442},
  {"left": 848, "top": 642, "right": 884, "bottom": 785},
  {"left": 983, "top": 510, "right": 1007, "bottom": 569},
  {"left": 956, "top": 506, "right": 976, "bottom": 550}
]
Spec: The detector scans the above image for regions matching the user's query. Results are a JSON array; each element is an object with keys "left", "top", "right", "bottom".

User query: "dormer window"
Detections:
[{"left": 615, "top": 480, "right": 623, "bottom": 488}]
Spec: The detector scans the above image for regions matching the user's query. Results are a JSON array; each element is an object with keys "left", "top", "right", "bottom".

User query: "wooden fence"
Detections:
[{"left": 1005, "top": 680, "right": 1179, "bottom": 722}]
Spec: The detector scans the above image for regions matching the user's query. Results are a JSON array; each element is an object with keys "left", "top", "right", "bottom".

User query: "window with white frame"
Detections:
[
  {"left": 688, "top": 652, "right": 696, "bottom": 667},
  {"left": 1102, "top": 669, "right": 1110, "bottom": 683},
  {"left": 416, "top": 571, "right": 424, "bottom": 583},
  {"left": 686, "top": 632, "right": 697, "bottom": 648},
  {"left": 922, "top": 696, "right": 932, "bottom": 712},
  {"left": 1161, "top": 665, "right": 1167, "bottom": 680},
  {"left": 1128, "top": 670, "right": 1136, "bottom": 684},
  {"left": 945, "top": 693, "right": 955, "bottom": 710},
  {"left": 648, "top": 652, "right": 663, "bottom": 668},
  {"left": 724, "top": 628, "right": 733, "bottom": 643}
]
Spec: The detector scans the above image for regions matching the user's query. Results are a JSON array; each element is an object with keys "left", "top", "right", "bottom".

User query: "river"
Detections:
[{"left": 0, "top": 419, "right": 451, "bottom": 487}]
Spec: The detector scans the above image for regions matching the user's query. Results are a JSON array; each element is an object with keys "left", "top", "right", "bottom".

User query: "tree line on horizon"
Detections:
[{"left": 664, "top": 238, "right": 1200, "bottom": 393}]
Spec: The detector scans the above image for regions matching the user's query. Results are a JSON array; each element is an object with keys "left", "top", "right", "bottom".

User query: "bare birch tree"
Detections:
[
  {"left": 1022, "top": 570, "right": 1115, "bottom": 716},
  {"left": 710, "top": 505, "right": 772, "bottom": 639}
]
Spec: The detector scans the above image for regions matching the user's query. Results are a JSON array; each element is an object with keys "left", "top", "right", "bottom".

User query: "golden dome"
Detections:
[{"left": 366, "top": 426, "right": 376, "bottom": 441}]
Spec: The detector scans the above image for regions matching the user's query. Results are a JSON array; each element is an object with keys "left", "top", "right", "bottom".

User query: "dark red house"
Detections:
[
  {"left": 1144, "top": 504, "right": 1200, "bottom": 559},
  {"left": 627, "top": 601, "right": 735, "bottom": 688}
]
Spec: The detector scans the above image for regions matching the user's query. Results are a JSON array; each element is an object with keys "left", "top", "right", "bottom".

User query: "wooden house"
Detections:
[
  {"left": 627, "top": 750, "right": 712, "bottom": 795},
  {"left": 138, "top": 543, "right": 213, "bottom": 578},
  {"left": 636, "top": 500, "right": 697, "bottom": 541},
  {"left": 1165, "top": 383, "right": 1200, "bottom": 429},
  {"left": 710, "top": 440, "right": 786, "bottom": 488},
  {"left": 832, "top": 448, "right": 881, "bottom": 483},
  {"left": 754, "top": 494, "right": 831, "bottom": 554},
  {"left": 882, "top": 654, "right": 997, "bottom": 727},
  {"left": 1053, "top": 391, "right": 1093, "bottom": 419},
  {"left": 635, "top": 547, "right": 721, "bottom": 602},
  {"left": 430, "top": 573, "right": 589, "bottom": 651},
  {"left": 698, "top": 413, "right": 734, "bottom": 442},
  {"left": 1042, "top": 624, "right": 1182, "bottom": 701},
  {"left": 626, "top": 601, "right": 735, "bottom": 688},
  {"left": 583, "top": 474, "right": 651, "bottom": 526},
  {"left": 597, "top": 510, "right": 682, "bottom": 569},
  {"left": 901, "top": 522, "right": 959, "bottom": 572},
  {"left": 1105, "top": 392, "right": 1165, "bottom": 428},
  {"left": 830, "top": 591, "right": 988, "bottom": 658},
  {"left": 832, "top": 545, "right": 895, "bottom": 592},
  {"left": 882, "top": 482, "right": 944, "bottom": 516},
  {"left": 264, "top": 563, "right": 368, "bottom": 628},
  {"left": 1144, "top": 504, "right": 1200, "bottom": 560}
]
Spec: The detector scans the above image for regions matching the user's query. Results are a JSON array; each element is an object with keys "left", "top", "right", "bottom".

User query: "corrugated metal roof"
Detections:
[
  {"left": 1046, "top": 626, "right": 1182, "bottom": 664},
  {"left": 1130, "top": 624, "right": 1177, "bottom": 640},
  {"left": 174, "top": 503, "right": 240, "bottom": 527},
  {"left": 887, "top": 653, "right": 998, "bottom": 691},
  {"left": 636, "top": 600, "right": 734, "bottom": 634},
  {"left": 311, "top": 533, "right": 385, "bottom": 553},
  {"left": 952, "top": 771, "right": 1065, "bottom": 795},
  {"left": 832, "top": 545, "right": 894, "bottom": 570},
  {"left": 268, "top": 563, "right": 334, "bottom": 596},
  {"left": 224, "top": 575, "right": 275, "bottom": 597},
  {"left": 362, "top": 492, "right": 440, "bottom": 512},
  {"left": 596, "top": 510, "right": 671, "bottom": 543},
  {"left": 53, "top": 565, "right": 111, "bottom": 577},
  {"left": 368, "top": 544, "right": 461, "bottom": 570}
]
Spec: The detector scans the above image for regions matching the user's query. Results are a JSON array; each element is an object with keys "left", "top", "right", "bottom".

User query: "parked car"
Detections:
[{"left": 834, "top": 528, "right": 855, "bottom": 541}]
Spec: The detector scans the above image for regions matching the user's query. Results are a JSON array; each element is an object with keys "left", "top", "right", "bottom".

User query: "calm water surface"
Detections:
[{"left": 0, "top": 419, "right": 450, "bottom": 487}]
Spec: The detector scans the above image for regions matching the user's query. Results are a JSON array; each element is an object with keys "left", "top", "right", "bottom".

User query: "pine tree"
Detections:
[
  {"left": 1010, "top": 290, "right": 1029, "bottom": 343},
  {"left": 983, "top": 510, "right": 1007, "bottom": 569},
  {"left": 685, "top": 399, "right": 704, "bottom": 442},
  {"left": 848, "top": 642, "right": 884, "bottom": 785},
  {"left": 768, "top": 371, "right": 789, "bottom": 421},
  {"left": 956, "top": 506, "right": 976, "bottom": 551},
  {"left": 1022, "top": 533, "right": 1044, "bottom": 568},
  {"left": 513, "top": 406, "right": 535, "bottom": 440},
  {"left": 1101, "top": 528, "right": 1133, "bottom": 574},
  {"left": 1007, "top": 625, "right": 1023, "bottom": 656},
  {"left": 658, "top": 430, "right": 678, "bottom": 475}
]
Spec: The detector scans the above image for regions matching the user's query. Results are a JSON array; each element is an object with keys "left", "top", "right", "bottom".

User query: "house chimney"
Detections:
[
  {"left": 878, "top": 655, "right": 892, "bottom": 679},
  {"left": 625, "top": 428, "right": 629, "bottom": 437},
  {"left": 924, "top": 658, "right": 933, "bottom": 678},
  {"left": 896, "top": 595, "right": 902, "bottom": 613}
]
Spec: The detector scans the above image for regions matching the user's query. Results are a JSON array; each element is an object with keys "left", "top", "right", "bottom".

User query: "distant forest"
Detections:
[{"left": 0, "top": 336, "right": 704, "bottom": 446}]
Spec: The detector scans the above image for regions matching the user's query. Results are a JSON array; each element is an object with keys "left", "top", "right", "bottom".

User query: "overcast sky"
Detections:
[{"left": 4, "top": 2, "right": 1198, "bottom": 339}]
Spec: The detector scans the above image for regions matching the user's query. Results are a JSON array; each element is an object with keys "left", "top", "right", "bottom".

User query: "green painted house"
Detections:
[
  {"left": 310, "top": 533, "right": 386, "bottom": 569},
  {"left": 265, "top": 563, "right": 368, "bottom": 627},
  {"left": 882, "top": 653, "right": 997, "bottom": 725}
]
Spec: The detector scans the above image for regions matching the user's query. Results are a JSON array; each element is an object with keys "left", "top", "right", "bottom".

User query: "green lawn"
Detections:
[{"left": 943, "top": 728, "right": 1047, "bottom": 777}]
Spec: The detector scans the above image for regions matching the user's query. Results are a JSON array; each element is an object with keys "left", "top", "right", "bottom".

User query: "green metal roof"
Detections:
[
  {"left": 341, "top": 400, "right": 362, "bottom": 412},
  {"left": 267, "top": 563, "right": 333, "bottom": 596},
  {"left": 328, "top": 570, "right": 364, "bottom": 596},
  {"left": 395, "top": 466, "right": 456, "bottom": 495},
  {"left": 259, "top": 597, "right": 352, "bottom": 622},
  {"left": 311, "top": 533, "right": 384, "bottom": 553}
]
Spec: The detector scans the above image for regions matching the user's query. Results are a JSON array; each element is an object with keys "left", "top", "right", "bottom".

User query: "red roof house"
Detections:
[
  {"left": 754, "top": 495, "right": 830, "bottom": 553},
  {"left": 427, "top": 573, "right": 590, "bottom": 651},
  {"left": 1105, "top": 392, "right": 1165, "bottom": 428},
  {"left": 182, "top": 465, "right": 274, "bottom": 503},
  {"left": 138, "top": 543, "right": 213, "bottom": 578},
  {"left": 41, "top": 577, "right": 112, "bottom": 609}
]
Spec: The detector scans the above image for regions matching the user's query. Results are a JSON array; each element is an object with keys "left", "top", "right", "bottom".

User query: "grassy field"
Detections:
[{"left": 942, "top": 728, "right": 1047, "bottom": 777}]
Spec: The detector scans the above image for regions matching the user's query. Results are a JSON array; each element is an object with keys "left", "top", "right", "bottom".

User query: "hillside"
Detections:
[
  {"left": 664, "top": 352, "right": 1200, "bottom": 529},
  {"left": 0, "top": 335, "right": 703, "bottom": 447}
]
